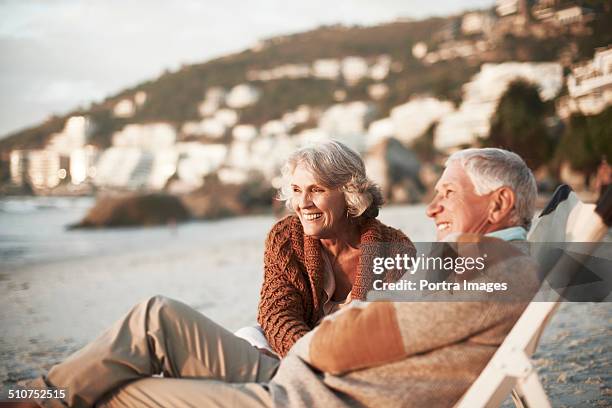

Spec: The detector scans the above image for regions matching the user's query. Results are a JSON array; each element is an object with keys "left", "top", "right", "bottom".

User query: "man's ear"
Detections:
[{"left": 487, "top": 187, "right": 516, "bottom": 225}]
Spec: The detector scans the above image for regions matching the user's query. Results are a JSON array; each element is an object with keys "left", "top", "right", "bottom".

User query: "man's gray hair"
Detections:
[
  {"left": 279, "top": 140, "right": 383, "bottom": 219},
  {"left": 446, "top": 148, "right": 537, "bottom": 229}
]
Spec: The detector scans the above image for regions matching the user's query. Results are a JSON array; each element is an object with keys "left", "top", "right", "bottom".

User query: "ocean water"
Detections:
[
  {"left": 0, "top": 197, "right": 610, "bottom": 406},
  {"left": 0, "top": 196, "right": 276, "bottom": 271}
]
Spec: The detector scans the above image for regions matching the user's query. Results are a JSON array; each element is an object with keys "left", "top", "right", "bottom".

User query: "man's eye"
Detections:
[
  {"left": 445, "top": 190, "right": 454, "bottom": 197},
  {"left": 292, "top": 188, "right": 301, "bottom": 193}
]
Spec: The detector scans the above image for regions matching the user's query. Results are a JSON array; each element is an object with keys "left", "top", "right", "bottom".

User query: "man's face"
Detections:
[{"left": 426, "top": 161, "right": 493, "bottom": 241}]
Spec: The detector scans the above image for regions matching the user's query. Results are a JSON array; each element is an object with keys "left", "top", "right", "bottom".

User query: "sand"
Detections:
[{"left": 0, "top": 204, "right": 610, "bottom": 406}]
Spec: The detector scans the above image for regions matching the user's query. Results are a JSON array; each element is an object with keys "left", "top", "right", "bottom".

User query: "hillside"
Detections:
[{"left": 1, "top": 5, "right": 609, "bottom": 155}]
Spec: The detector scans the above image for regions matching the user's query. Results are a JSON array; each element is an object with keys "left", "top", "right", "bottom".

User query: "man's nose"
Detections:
[{"left": 426, "top": 197, "right": 442, "bottom": 218}]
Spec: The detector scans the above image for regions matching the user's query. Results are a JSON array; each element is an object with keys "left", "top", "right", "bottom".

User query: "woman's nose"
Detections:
[{"left": 298, "top": 191, "right": 313, "bottom": 208}]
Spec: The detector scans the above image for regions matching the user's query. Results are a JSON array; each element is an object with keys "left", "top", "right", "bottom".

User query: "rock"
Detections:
[
  {"left": 365, "top": 138, "right": 425, "bottom": 203},
  {"left": 180, "top": 172, "right": 275, "bottom": 220},
  {"left": 70, "top": 193, "right": 190, "bottom": 228}
]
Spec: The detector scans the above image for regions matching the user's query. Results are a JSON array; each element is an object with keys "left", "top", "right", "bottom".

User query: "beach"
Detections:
[{"left": 0, "top": 198, "right": 610, "bottom": 406}]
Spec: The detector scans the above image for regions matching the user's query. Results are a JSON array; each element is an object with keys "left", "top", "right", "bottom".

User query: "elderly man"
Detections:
[
  {"left": 427, "top": 148, "right": 536, "bottom": 242},
  {"left": 19, "top": 148, "right": 540, "bottom": 408}
]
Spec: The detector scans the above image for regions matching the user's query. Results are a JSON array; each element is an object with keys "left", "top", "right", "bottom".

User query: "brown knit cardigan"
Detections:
[{"left": 257, "top": 215, "right": 415, "bottom": 356}]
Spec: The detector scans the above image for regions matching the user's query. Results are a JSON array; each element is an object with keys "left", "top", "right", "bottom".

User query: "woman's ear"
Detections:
[{"left": 487, "top": 187, "right": 516, "bottom": 225}]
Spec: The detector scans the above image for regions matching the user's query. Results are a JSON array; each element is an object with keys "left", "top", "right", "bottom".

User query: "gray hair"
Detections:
[
  {"left": 279, "top": 140, "right": 383, "bottom": 219},
  {"left": 446, "top": 148, "right": 537, "bottom": 229}
]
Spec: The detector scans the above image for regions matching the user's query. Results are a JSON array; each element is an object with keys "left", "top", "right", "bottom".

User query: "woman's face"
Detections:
[{"left": 290, "top": 163, "right": 348, "bottom": 239}]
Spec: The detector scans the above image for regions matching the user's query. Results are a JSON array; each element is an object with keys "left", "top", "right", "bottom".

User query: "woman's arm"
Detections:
[{"left": 257, "top": 218, "right": 313, "bottom": 357}]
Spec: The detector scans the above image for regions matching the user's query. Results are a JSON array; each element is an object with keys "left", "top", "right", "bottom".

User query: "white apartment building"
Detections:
[
  {"left": 496, "top": 0, "right": 519, "bottom": 16},
  {"left": 461, "top": 11, "right": 496, "bottom": 35},
  {"left": 368, "top": 55, "right": 391, "bottom": 81},
  {"left": 562, "top": 46, "right": 612, "bottom": 116},
  {"left": 232, "top": 124, "right": 258, "bottom": 142},
  {"left": 113, "top": 99, "right": 136, "bottom": 118},
  {"left": 46, "top": 116, "right": 92, "bottom": 157},
  {"left": 226, "top": 84, "right": 261, "bottom": 108},
  {"left": 555, "top": 6, "right": 592, "bottom": 25},
  {"left": 112, "top": 123, "right": 176, "bottom": 150},
  {"left": 391, "top": 97, "right": 455, "bottom": 144},
  {"left": 198, "top": 87, "right": 227, "bottom": 117},
  {"left": 175, "top": 143, "right": 228, "bottom": 189},
  {"left": 93, "top": 147, "right": 143, "bottom": 189},
  {"left": 70, "top": 145, "right": 99, "bottom": 185},
  {"left": 312, "top": 59, "right": 341, "bottom": 80},
  {"left": 342, "top": 56, "right": 369, "bottom": 85},
  {"left": 319, "top": 101, "right": 376, "bottom": 152},
  {"left": 27, "top": 150, "right": 62, "bottom": 189},
  {"left": 9, "top": 150, "right": 28, "bottom": 186},
  {"left": 435, "top": 62, "right": 563, "bottom": 151}
]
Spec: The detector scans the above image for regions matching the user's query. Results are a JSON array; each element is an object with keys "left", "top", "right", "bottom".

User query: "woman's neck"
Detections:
[{"left": 319, "top": 220, "right": 361, "bottom": 257}]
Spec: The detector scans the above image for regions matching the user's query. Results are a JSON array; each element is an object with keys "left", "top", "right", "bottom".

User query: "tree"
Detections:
[
  {"left": 485, "top": 80, "right": 552, "bottom": 169},
  {"left": 556, "top": 106, "right": 612, "bottom": 175}
]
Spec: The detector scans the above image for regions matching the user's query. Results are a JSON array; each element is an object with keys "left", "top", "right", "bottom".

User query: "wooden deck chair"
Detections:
[{"left": 456, "top": 185, "right": 612, "bottom": 408}]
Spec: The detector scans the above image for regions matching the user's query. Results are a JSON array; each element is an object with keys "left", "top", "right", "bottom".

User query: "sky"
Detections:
[{"left": 0, "top": 0, "right": 494, "bottom": 138}]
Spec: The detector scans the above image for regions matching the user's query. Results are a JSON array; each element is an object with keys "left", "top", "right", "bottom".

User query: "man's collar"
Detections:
[{"left": 485, "top": 226, "right": 527, "bottom": 241}]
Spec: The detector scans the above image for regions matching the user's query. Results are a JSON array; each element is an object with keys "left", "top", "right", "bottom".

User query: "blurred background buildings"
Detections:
[{"left": 0, "top": 0, "right": 610, "bottom": 222}]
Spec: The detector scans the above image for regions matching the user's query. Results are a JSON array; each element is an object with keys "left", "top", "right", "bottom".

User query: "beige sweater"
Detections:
[{"left": 267, "top": 235, "right": 541, "bottom": 408}]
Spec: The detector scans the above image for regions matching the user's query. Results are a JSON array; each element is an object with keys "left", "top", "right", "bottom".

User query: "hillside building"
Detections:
[
  {"left": 70, "top": 146, "right": 99, "bottom": 185},
  {"left": 9, "top": 150, "right": 28, "bottom": 186},
  {"left": 47, "top": 116, "right": 92, "bottom": 157},
  {"left": 134, "top": 91, "right": 147, "bottom": 107},
  {"left": 226, "top": 84, "right": 260, "bottom": 108},
  {"left": 199, "top": 87, "right": 227, "bottom": 117},
  {"left": 26, "top": 150, "right": 62, "bottom": 189},
  {"left": 435, "top": 62, "right": 563, "bottom": 151},
  {"left": 461, "top": 11, "right": 496, "bottom": 35},
  {"left": 368, "top": 83, "right": 389, "bottom": 100},
  {"left": 368, "top": 55, "right": 391, "bottom": 81},
  {"left": 312, "top": 59, "right": 341, "bottom": 80},
  {"left": 113, "top": 99, "right": 136, "bottom": 118},
  {"left": 175, "top": 143, "right": 227, "bottom": 190},
  {"left": 112, "top": 123, "right": 176, "bottom": 150},
  {"left": 213, "top": 109, "right": 239, "bottom": 127},
  {"left": 319, "top": 101, "right": 376, "bottom": 152},
  {"left": 232, "top": 124, "right": 258, "bottom": 142},
  {"left": 247, "top": 64, "right": 310, "bottom": 81},
  {"left": 341, "top": 56, "right": 369, "bottom": 85},
  {"left": 555, "top": 6, "right": 594, "bottom": 26},
  {"left": 559, "top": 46, "right": 612, "bottom": 117},
  {"left": 261, "top": 120, "right": 290, "bottom": 138}
]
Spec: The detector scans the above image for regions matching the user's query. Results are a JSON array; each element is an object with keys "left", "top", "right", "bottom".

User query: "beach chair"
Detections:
[{"left": 456, "top": 185, "right": 611, "bottom": 408}]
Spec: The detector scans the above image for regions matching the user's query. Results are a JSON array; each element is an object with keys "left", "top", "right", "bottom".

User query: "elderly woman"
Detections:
[
  {"left": 256, "top": 140, "right": 414, "bottom": 356},
  {"left": 21, "top": 141, "right": 414, "bottom": 408}
]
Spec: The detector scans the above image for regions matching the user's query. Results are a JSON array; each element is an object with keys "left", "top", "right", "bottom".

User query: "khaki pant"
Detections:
[{"left": 29, "top": 296, "right": 280, "bottom": 408}]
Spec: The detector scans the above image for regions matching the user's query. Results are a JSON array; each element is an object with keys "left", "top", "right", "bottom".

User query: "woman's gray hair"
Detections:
[
  {"left": 279, "top": 140, "right": 383, "bottom": 219},
  {"left": 446, "top": 148, "right": 537, "bottom": 229}
]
